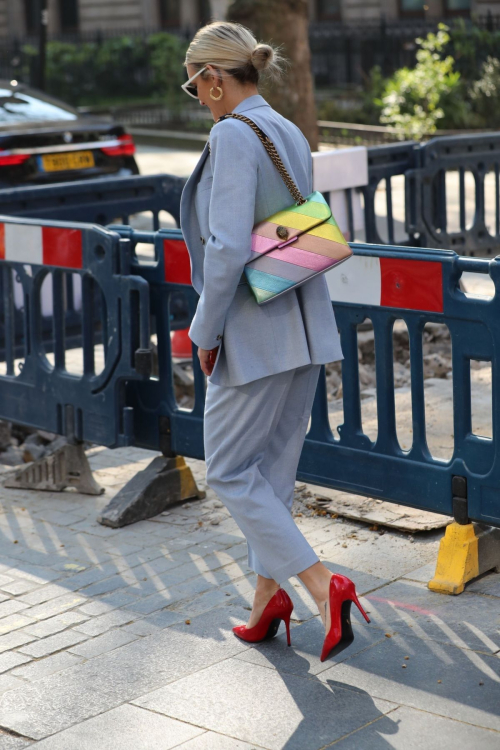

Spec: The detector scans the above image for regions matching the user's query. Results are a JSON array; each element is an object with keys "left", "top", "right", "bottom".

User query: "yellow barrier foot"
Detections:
[
  {"left": 98, "top": 455, "right": 205, "bottom": 528},
  {"left": 428, "top": 521, "right": 500, "bottom": 595}
]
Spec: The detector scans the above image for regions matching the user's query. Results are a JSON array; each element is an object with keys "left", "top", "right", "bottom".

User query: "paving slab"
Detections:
[
  {"left": 401, "top": 562, "right": 437, "bottom": 583},
  {"left": 333, "top": 705, "right": 500, "bottom": 749},
  {"left": 21, "top": 610, "right": 89, "bottom": 638},
  {"left": 67, "top": 628, "right": 138, "bottom": 658},
  {"left": 314, "top": 529, "right": 440, "bottom": 580},
  {"left": 11, "top": 650, "right": 84, "bottom": 681},
  {"left": 235, "top": 616, "right": 385, "bottom": 677},
  {"left": 0, "top": 631, "right": 35, "bottom": 654},
  {"left": 33, "top": 703, "right": 203, "bottom": 750},
  {"left": 170, "top": 731, "right": 265, "bottom": 750},
  {"left": 0, "top": 605, "right": 250, "bottom": 740},
  {"left": 363, "top": 580, "right": 500, "bottom": 653},
  {"left": 361, "top": 579, "right": 452, "bottom": 634},
  {"left": 399, "top": 592, "right": 500, "bottom": 654},
  {"left": 0, "top": 651, "right": 30, "bottom": 674},
  {"left": 132, "top": 656, "right": 398, "bottom": 750},
  {"left": 318, "top": 633, "right": 500, "bottom": 731},
  {"left": 0, "top": 735, "right": 33, "bottom": 750},
  {"left": 1, "top": 430, "right": 499, "bottom": 746},
  {"left": 18, "top": 629, "right": 87, "bottom": 658},
  {"left": 466, "top": 570, "right": 500, "bottom": 598}
]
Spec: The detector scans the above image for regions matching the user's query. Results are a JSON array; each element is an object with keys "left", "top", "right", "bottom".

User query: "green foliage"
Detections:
[
  {"left": 469, "top": 56, "right": 500, "bottom": 128},
  {"left": 317, "top": 68, "right": 385, "bottom": 126},
  {"left": 378, "top": 24, "right": 466, "bottom": 139},
  {"left": 31, "top": 33, "right": 188, "bottom": 107},
  {"left": 147, "top": 33, "right": 190, "bottom": 110},
  {"left": 448, "top": 18, "right": 500, "bottom": 85}
]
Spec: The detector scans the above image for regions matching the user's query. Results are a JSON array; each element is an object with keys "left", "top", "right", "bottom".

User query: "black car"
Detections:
[{"left": 0, "top": 80, "right": 139, "bottom": 187}]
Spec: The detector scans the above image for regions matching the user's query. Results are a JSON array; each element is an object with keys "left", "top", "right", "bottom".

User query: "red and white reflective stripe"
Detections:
[
  {"left": 163, "top": 238, "right": 192, "bottom": 284},
  {"left": 325, "top": 255, "right": 443, "bottom": 313},
  {"left": 0, "top": 223, "right": 83, "bottom": 269}
]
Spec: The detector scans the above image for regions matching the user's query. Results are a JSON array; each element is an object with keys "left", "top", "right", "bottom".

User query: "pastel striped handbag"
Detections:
[{"left": 217, "top": 112, "right": 353, "bottom": 305}]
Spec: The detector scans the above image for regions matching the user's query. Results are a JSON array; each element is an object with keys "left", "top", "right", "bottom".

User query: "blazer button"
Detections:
[
  {"left": 216, "top": 334, "right": 222, "bottom": 341},
  {"left": 200, "top": 236, "right": 205, "bottom": 244}
]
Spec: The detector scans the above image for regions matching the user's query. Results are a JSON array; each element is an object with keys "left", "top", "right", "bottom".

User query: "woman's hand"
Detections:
[{"left": 198, "top": 345, "right": 219, "bottom": 377}]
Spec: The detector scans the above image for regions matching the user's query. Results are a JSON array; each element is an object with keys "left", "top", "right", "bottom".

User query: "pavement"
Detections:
[
  {"left": 0, "top": 147, "right": 497, "bottom": 747},
  {"left": 0, "top": 444, "right": 498, "bottom": 749}
]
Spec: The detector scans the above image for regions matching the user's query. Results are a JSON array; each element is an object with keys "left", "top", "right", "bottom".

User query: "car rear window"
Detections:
[{"left": 0, "top": 89, "right": 78, "bottom": 123}]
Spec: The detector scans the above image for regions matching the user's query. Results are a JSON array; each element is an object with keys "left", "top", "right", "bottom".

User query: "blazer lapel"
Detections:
[{"left": 180, "top": 98, "right": 270, "bottom": 293}]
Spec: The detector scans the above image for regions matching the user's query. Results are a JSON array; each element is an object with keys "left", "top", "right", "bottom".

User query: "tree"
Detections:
[
  {"left": 378, "top": 24, "right": 467, "bottom": 139},
  {"left": 226, "top": 0, "right": 318, "bottom": 150}
]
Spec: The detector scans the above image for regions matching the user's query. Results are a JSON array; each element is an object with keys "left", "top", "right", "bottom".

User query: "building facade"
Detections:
[
  {"left": 311, "top": 0, "right": 497, "bottom": 23},
  {"left": 0, "top": 0, "right": 497, "bottom": 38}
]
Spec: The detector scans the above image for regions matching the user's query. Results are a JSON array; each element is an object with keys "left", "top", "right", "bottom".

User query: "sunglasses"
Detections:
[{"left": 181, "top": 66, "right": 210, "bottom": 99}]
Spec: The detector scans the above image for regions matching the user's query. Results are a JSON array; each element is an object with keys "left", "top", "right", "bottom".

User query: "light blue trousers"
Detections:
[{"left": 204, "top": 363, "right": 322, "bottom": 583}]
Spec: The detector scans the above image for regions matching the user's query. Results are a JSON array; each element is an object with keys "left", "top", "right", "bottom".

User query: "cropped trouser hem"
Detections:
[
  {"left": 249, "top": 547, "right": 321, "bottom": 584},
  {"left": 204, "top": 363, "right": 322, "bottom": 585}
]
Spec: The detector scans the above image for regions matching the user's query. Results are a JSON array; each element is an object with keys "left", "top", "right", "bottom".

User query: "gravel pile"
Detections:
[
  {"left": 171, "top": 321, "right": 458, "bottom": 409},
  {"left": 325, "top": 321, "right": 455, "bottom": 401},
  {"left": 0, "top": 422, "right": 70, "bottom": 466}
]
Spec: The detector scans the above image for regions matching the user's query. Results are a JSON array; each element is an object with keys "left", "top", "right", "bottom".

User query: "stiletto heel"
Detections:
[
  {"left": 232, "top": 588, "right": 294, "bottom": 646},
  {"left": 319, "top": 574, "right": 370, "bottom": 663},
  {"left": 284, "top": 613, "right": 292, "bottom": 646},
  {"left": 352, "top": 592, "right": 370, "bottom": 623}
]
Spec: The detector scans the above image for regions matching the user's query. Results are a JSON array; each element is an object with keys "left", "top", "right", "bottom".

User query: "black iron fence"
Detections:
[{"left": 1, "top": 16, "right": 500, "bottom": 95}]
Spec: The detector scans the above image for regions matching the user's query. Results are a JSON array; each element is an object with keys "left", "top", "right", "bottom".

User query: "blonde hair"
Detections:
[{"left": 184, "top": 21, "right": 287, "bottom": 85}]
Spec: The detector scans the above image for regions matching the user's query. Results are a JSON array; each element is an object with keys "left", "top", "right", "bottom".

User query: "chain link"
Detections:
[{"left": 211, "top": 113, "right": 308, "bottom": 206}]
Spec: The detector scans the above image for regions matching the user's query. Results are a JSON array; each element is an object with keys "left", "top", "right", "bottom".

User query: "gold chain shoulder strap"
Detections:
[{"left": 211, "top": 113, "right": 307, "bottom": 206}]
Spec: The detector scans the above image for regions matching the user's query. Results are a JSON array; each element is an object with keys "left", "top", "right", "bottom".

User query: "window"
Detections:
[
  {"left": 60, "top": 0, "right": 79, "bottom": 31},
  {"left": 445, "top": 0, "right": 471, "bottom": 14},
  {"left": 25, "top": 0, "right": 38, "bottom": 34},
  {"left": 317, "top": 0, "right": 341, "bottom": 21},
  {"left": 159, "top": 0, "right": 180, "bottom": 28},
  {"left": 400, "top": 0, "right": 425, "bottom": 16}
]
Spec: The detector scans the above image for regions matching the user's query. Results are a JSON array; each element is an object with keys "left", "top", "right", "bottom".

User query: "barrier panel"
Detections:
[
  {"left": 1, "top": 133, "right": 500, "bottom": 260},
  {"left": 0, "top": 174, "right": 185, "bottom": 228},
  {"left": 0, "top": 174, "right": 188, "bottom": 356},
  {"left": 0, "top": 215, "right": 152, "bottom": 448},
  {"left": 107, "top": 225, "right": 204, "bottom": 459},
  {"left": 362, "top": 140, "right": 418, "bottom": 246},
  {"left": 313, "top": 244, "right": 499, "bottom": 527},
  {"left": 102, "top": 225, "right": 500, "bottom": 529},
  {"left": 406, "top": 133, "right": 500, "bottom": 256}
]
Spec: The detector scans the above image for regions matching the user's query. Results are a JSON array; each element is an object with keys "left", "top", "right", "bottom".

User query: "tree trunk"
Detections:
[{"left": 226, "top": 0, "right": 318, "bottom": 150}]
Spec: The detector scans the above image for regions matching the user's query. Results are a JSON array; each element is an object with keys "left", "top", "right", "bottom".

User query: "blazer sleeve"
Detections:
[{"left": 188, "top": 119, "right": 258, "bottom": 350}]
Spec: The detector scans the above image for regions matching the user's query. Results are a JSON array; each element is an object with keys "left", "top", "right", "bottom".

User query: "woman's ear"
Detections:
[{"left": 207, "top": 65, "right": 222, "bottom": 86}]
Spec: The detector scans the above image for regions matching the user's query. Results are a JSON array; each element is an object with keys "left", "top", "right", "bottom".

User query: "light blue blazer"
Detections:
[{"left": 179, "top": 93, "right": 344, "bottom": 387}]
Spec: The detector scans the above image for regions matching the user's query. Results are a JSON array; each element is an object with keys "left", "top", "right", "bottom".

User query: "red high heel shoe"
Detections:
[
  {"left": 320, "top": 574, "right": 370, "bottom": 662},
  {"left": 232, "top": 588, "right": 294, "bottom": 646}
]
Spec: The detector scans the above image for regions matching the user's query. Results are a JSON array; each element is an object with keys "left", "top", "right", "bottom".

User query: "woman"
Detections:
[{"left": 179, "top": 21, "right": 369, "bottom": 661}]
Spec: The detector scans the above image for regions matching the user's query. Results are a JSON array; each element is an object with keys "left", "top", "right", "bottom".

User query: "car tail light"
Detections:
[
  {"left": 101, "top": 134, "right": 135, "bottom": 157},
  {"left": 0, "top": 153, "right": 31, "bottom": 166}
]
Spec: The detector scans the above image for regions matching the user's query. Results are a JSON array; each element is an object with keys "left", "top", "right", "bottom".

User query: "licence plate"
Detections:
[{"left": 39, "top": 150, "right": 95, "bottom": 172}]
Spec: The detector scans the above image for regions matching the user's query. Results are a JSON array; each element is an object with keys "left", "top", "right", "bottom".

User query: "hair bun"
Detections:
[{"left": 251, "top": 43, "right": 274, "bottom": 71}]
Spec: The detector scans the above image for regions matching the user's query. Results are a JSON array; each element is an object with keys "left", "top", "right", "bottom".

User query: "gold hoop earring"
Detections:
[{"left": 210, "top": 86, "right": 223, "bottom": 101}]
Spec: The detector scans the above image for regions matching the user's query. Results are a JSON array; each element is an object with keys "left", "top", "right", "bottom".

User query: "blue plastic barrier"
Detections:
[
  {"left": 406, "top": 133, "right": 500, "bottom": 256},
  {"left": 0, "top": 216, "right": 498, "bottom": 525},
  {"left": 98, "top": 225, "right": 500, "bottom": 527},
  {"left": 0, "top": 174, "right": 185, "bottom": 228},
  {"left": 0, "top": 215, "right": 152, "bottom": 447},
  {"left": 362, "top": 140, "right": 418, "bottom": 247},
  {"left": 0, "top": 174, "right": 189, "bottom": 356}
]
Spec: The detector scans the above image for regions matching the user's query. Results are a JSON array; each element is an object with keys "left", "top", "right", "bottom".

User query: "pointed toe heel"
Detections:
[
  {"left": 232, "top": 588, "right": 294, "bottom": 646},
  {"left": 319, "top": 574, "right": 370, "bottom": 663}
]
